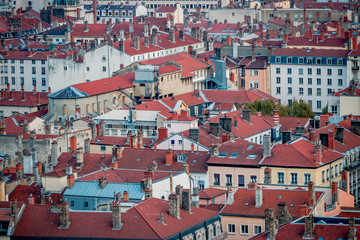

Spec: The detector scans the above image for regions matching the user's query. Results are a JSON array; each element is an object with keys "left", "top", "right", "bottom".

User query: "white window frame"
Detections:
[{"left": 228, "top": 223, "right": 236, "bottom": 234}]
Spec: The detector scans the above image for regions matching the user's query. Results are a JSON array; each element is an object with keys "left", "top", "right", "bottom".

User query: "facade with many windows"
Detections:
[{"left": 270, "top": 48, "right": 349, "bottom": 113}]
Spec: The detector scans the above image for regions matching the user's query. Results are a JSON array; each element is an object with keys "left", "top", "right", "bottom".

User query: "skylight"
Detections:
[
  {"left": 247, "top": 155, "right": 257, "bottom": 159},
  {"left": 229, "top": 153, "right": 239, "bottom": 158},
  {"left": 219, "top": 152, "right": 227, "bottom": 157}
]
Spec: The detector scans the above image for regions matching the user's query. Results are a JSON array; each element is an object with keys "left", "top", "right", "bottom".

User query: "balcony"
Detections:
[{"left": 352, "top": 66, "right": 360, "bottom": 71}]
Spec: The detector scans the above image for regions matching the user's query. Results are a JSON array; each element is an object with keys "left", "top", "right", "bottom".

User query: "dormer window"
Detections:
[{"left": 177, "top": 154, "right": 184, "bottom": 162}]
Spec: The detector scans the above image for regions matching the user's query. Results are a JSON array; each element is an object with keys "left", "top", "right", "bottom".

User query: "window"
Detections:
[
  {"left": 307, "top": 58, "right": 313, "bottom": 64},
  {"left": 338, "top": 69, "right": 343, "bottom": 76},
  {"left": 32, "top": 78, "right": 36, "bottom": 86},
  {"left": 308, "top": 88, "right": 312, "bottom": 95},
  {"left": 288, "top": 87, "right": 292, "bottom": 94},
  {"left": 42, "top": 78, "right": 46, "bottom": 86},
  {"left": 71, "top": 201, "right": 74, "bottom": 206},
  {"left": 308, "top": 100, "right": 313, "bottom": 108},
  {"left": 288, "top": 99, "right": 292, "bottom": 106},
  {"left": 317, "top": 88, "right": 321, "bottom": 96},
  {"left": 254, "top": 226, "right": 262, "bottom": 235},
  {"left": 327, "top": 79, "right": 332, "bottom": 85},
  {"left": 299, "top": 68, "right": 303, "bottom": 75},
  {"left": 327, "top": 69, "right": 332, "bottom": 75},
  {"left": 322, "top": 171, "right": 325, "bottom": 183},
  {"left": 64, "top": 66, "right": 67, "bottom": 71},
  {"left": 84, "top": 201, "right": 88, "bottom": 207},
  {"left": 304, "top": 174, "right": 311, "bottom": 184},
  {"left": 288, "top": 77, "right": 292, "bottom": 84},
  {"left": 291, "top": 173, "right": 298, "bottom": 185},
  {"left": 316, "top": 58, "right": 321, "bottom": 64},
  {"left": 278, "top": 172, "right": 284, "bottom": 184},
  {"left": 20, "top": 77, "right": 24, "bottom": 85},
  {"left": 287, "top": 57, "right": 292, "bottom": 63},
  {"left": 241, "top": 225, "right": 249, "bottom": 235},
  {"left": 331, "top": 167, "right": 334, "bottom": 178},
  {"left": 41, "top": 67, "right": 45, "bottom": 75},
  {"left": 299, "top": 87, "right": 304, "bottom": 95},
  {"left": 338, "top": 79, "right": 343, "bottom": 86},
  {"left": 287, "top": 68, "right": 292, "bottom": 74},
  {"left": 198, "top": 180, "right": 205, "bottom": 190},
  {"left": 228, "top": 224, "right": 235, "bottom": 234},
  {"left": 238, "top": 175, "right": 245, "bottom": 187},
  {"left": 214, "top": 174, "right": 220, "bottom": 186},
  {"left": 20, "top": 59, "right": 23, "bottom": 64},
  {"left": 331, "top": 105, "right": 338, "bottom": 114},
  {"left": 316, "top": 78, "right": 321, "bottom": 85},
  {"left": 326, "top": 169, "right": 329, "bottom": 180},
  {"left": 308, "top": 78, "right": 312, "bottom": 85},
  {"left": 4, "top": 77, "right": 8, "bottom": 84},
  {"left": 307, "top": 68, "right": 312, "bottom": 75},
  {"left": 20, "top": 66, "right": 24, "bottom": 74},
  {"left": 327, "top": 58, "right": 332, "bottom": 65},
  {"left": 276, "top": 77, "right": 281, "bottom": 83},
  {"left": 102, "top": 66, "right": 106, "bottom": 72},
  {"left": 254, "top": 70, "right": 258, "bottom": 76},
  {"left": 226, "top": 174, "right": 232, "bottom": 186},
  {"left": 328, "top": 89, "right": 333, "bottom": 95},
  {"left": 41, "top": 60, "right": 45, "bottom": 64},
  {"left": 299, "top": 78, "right": 304, "bottom": 84},
  {"left": 338, "top": 59, "right": 343, "bottom": 65},
  {"left": 100, "top": 145, "right": 106, "bottom": 151},
  {"left": 250, "top": 175, "right": 257, "bottom": 182},
  {"left": 299, "top": 58, "right": 304, "bottom": 64},
  {"left": 276, "top": 68, "right": 280, "bottom": 74},
  {"left": 11, "top": 77, "right": 15, "bottom": 85},
  {"left": 32, "top": 60, "right": 36, "bottom": 64},
  {"left": 316, "top": 68, "right": 321, "bottom": 75},
  {"left": 11, "top": 66, "right": 15, "bottom": 73},
  {"left": 32, "top": 67, "right": 36, "bottom": 74},
  {"left": 317, "top": 101, "right": 321, "bottom": 109},
  {"left": 276, "top": 87, "right": 281, "bottom": 94}
]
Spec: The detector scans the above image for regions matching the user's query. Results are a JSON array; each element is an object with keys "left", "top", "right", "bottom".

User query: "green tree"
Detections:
[
  {"left": 322, "top": 105, "right": 328, "bottom": 114},
  {"left": 247, "top": 99, "right": 315, "bottom": 118}
]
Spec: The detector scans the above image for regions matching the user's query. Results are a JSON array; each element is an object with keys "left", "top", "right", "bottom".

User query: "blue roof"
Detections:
[
  {"left": 63, "top": 181, "right": 143, "bottom": 201},
  {"left": 49, "top": 86, "right": 89, "bottom": 99}
]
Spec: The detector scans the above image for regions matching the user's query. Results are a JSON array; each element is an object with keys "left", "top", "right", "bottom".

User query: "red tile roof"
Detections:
[
  {"left": 260, "top": 138, "right": 343, "bottom": 168},
  {"left": 262, "top": 116, "right": 310, "bottom": 134},
  {"left": 207, "top": 23, "right": 243, "bottom": 34},
  {"left": 9, "top": 182, "right": 43, "bottom": 204},
  {"left": 222, "top": 188, "right": 323, "bottom": 218},
  {"left": 0, "top": 91, "right": 48, "bottom": 107},
  {"left": 113, "top": 37, "right": 164, "bottom": 56},
  {"left": 160, "top": 92, "right": 205, "bottom": 108},
  {"left": 179, "top": 123, "right": 223, "bottom": 148},
  {"left": 287, "top": 36, "right": 346, "bottom": 48},
  {"left": 72, "top": 23, "right": 108, "bottom": 37},
  {"left": 337, "top": 207, "right": 360, "bottom": 218},
  {"left": 208, "top": 111, "right": 276, "bottom": 139},
  {"left": 199, "top": 188, "right": 227, "bottom": 200},
  {"left": 72, "top": 72, "right": 134, "bottom": 96},
  {"left": 133, "top": 100, "right": 173, "bottom": 118},
  {"left": 0, "top": 50, "right": 51, "bottom": 60},
  {"left": 331, "top": 84, "right": 360, "bottom": 96},
  {"left": 13, "top": 197, "right": 219, "bottom": 239},
  {"left": 90, "top": 136, "right": 153, "bottom": 147},
  {"left": 118, "top": 148, "right": 209, "bottom": 173},
  {"left": 156, "top": 6, "right": 177, "bottom": 12},
  {"left": 201, "top": 89, "right": 277, "bottom": 104},
  {"left": 272, "top": 48, "right": 350, "bottom": 57},
  {"left": 207, "top": 138, "right": 264, "bottom": 166}
]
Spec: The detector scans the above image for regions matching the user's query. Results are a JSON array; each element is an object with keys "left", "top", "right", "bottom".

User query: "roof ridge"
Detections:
[{"left": 290, "top": 141, "right": 319, "bottom": 167}]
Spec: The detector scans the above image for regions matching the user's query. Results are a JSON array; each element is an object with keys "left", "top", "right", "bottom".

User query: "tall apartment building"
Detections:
[{"left": 270, "top": 48, "right": 350, "bottom": 112}]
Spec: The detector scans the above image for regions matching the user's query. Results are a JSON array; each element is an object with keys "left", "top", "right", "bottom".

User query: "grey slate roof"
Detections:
[{"left": 49, "top": 86, "right": 89, "bottom": 99}]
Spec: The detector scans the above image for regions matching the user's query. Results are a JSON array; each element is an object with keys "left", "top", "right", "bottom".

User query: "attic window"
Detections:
[
  {"left": 218, "top": 152, "right": 227, "bottom": 158},
  {"left": 229, "top": 153, "right": 239, "bottom": 158},
  {"left": 177, "top": 154, "right": 184, "bottom": 162},
  {"left": 247, "top": 155, "right": 257, "bottom": 159},
  {"left": 96, "top": 138, "right": 103, "bottom": 143}
]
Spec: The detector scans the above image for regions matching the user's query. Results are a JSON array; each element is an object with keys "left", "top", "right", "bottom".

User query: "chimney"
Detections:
[
  {"left": 123, "top": 191, "right": 129, "bottom": 202},
  {"left": 340, "top": 170, "right": 349, "bottom": 193},
  {"left": 59, "top": 201, "right": 70, "bottom": 229},
  {"left": 352, "top": 36, "right": 358, "bottom": 51},
  {"left": 219, "top": 117, "right": 232, "bottom": 132},
  {"left": 255, "top": 187, "right": 263, "bottom": 207},
  {"left": 277, "top": 202, "right": 291, "bottom": 225},
  {"left": 348, "top": 217, "right": 356, "bottom": 240},
  {"left": 242, "top": 109, "right": 251, "bottom": 123},
  {"left": 282, "top": 131, "right": 292, "bottom": 144},
  {"left": 175, "top": 185, "right": 183, "bottom": 204},
  {"left": 308, "top": 181, "right": 316, "bottom": 207},
  {"left": 10, "top": 198, "right": 18, "bottom": 223},
  {"left": 144, "top": 36, "right": 149, "bottom": 47},
  {"left": 100, "top": 120, "right": 105, "bottom": 137},
  {"left": 210, "top": 122, "right": 220, "bottom": 137},
  {"left": 157, "top": 127, "right": 168, "bottom": 143},
  {"left": 171, "top": 111, "right": 178, "bottom": 121},
  {"left": 84, "top": 138, "right": 90, "bottom": 154},
  {"left": 169, "top": 194, "right": 180, "bottom": 219},
  {"left": 151, "top": 33, "right": 158, "bottom": 45},
  {"left": 112, "top": 201, "right": 122, "bottom": 229},
  {"left": 182, "top": 189, "right": 192, "bottom": 213},
  {"left": 304, "top": 214, "right": 315, "bottom": 239},
  {"left": 67, "top": 173, "right": 75, "bottom": 188},
  {"left": 335, "top": 126, "right": 344, "bottom": 143},
  {"left": 189, "top": 128, "right": 199, "bottom": 142},
  {"left": 119, "top": 39, "right": 125, "bottom": 52},
  {"left": 320, "top": 30, "right": 325, "bottom": 41},
  {"left": 351, "top": 120, "right": 360, "bottom": 136},
  {"left": 84, "top": 20, "right": 89, "bottom": 32},
  {"left": 252, "top": 43, "right": 256, "bottom": 61},
  {"left": 132, "top": 36, "right": 140, "bottom": 50},
  {"left": 165, "top": 150, "right": 173, "bottom": 165},
  {"left": 70, "top": 136, "right": 77, "bottom": 152},
  {"left": 210, "top": 143, "right": 219, "bottom": 157},
  {"left": 36, "top": 162, "right": 42, "bottom": 175},
  {"left": 299, "top": 204, "right": 309, "bottom": 217},
  {"left": 169, "top": 30, "right": 175, "bottom": 43},
  {"left": 331, "top": 181, "right": 338, "bottom": 206},
  {"left": 263, "top": 134, "right": 271, "bottom": 158},
  {"left": 76, "top": 147, "right": 84, "bottom": 168},
  {"left": 265, "top": 208, "right": 278, "bottom": 238},
  {"left": 0, "top": 179, "right": 5, "bottom": 202},
  {"left": 99, "top": 176, "right": 106, "bottom": 188},
  {"left": 273, "top": 109, "right": 280, "bottom": 125},
  {"left": 16, "top": 163, "right": 24, "bottom": 181}
]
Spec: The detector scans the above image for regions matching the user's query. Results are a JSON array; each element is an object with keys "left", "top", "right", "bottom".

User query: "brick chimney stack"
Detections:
[
  {"left": 255, "top": 187, "right": 263, "bottom": 208},
  {"left": 112, "top": 201, "right": 122, "bottom": 229},
  {"left": 348, "top": 217, "right": 355, "bottom": 240},
  {"left": 304, "top": 214, "right": 315, "bottom": 239},
  {"left": 277, "top": 202, "right": 291, "bottom": 225},
  {"left": 182, "top": 189, "right": 192, "bottom": 213},
  {"left": 331, "top": 181, "right": 338, "bottom": 206},
  {"left": 308, "top": 181, "right": 316, "bottom": 207},
  {"left": 169, "top": 193, "right": 180, "bottom": 219},
  {"left": 263, "top": 134, "right": 271, "bottom": 158},
  {"left": 59, "top": 201, "right": 70, "bottom": 229}
]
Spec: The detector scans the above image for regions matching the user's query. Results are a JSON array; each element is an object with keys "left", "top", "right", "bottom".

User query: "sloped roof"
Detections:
[
  {"left": 199, "top": 188, "right": 227, "bottom": 200},
  {"left": 49, "top": 86, "right": 89, "bottom": 99}
]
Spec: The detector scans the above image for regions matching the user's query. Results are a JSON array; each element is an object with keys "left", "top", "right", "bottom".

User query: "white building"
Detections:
[
  {"left": 155, "top": 4, "right": 184, "bottom": 24},
  {"left": 270, "top": 48, "right": 349, "bottom": 113}
]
